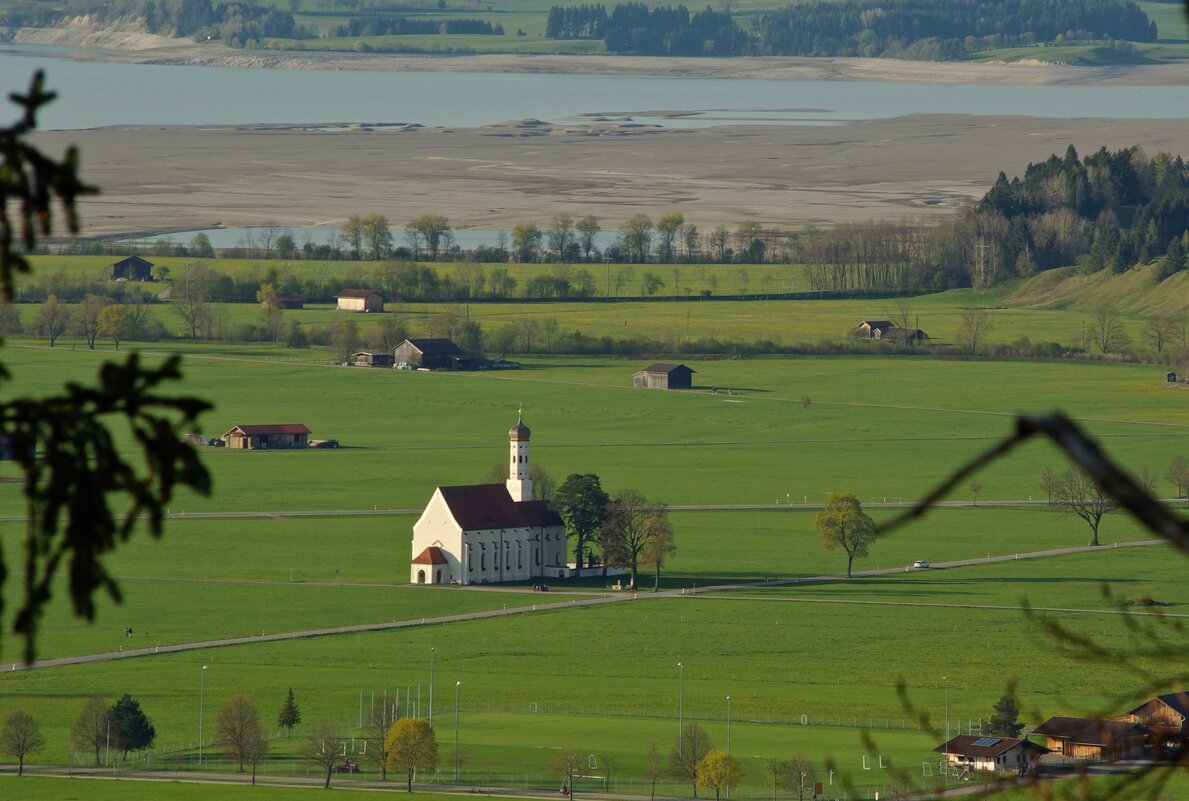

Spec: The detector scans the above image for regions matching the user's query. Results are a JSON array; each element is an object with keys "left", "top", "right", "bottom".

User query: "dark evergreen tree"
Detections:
[
  {"left": 278, "top": 687, "right": 301, "bottom": 735},
  {"left": 109, "top": 694, "right": 155, "bottom": 757},
  {"left": 986, "top": 695, "right": 1024, "bottom": 737}
]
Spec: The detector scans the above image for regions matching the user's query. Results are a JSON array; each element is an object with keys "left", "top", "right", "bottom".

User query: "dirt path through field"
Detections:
[{"left": 2, "top": 539, "right": 1164, "bottom": 672}]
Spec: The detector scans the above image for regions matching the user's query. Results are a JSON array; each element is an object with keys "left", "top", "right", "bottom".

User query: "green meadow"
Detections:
[{"left": 0, "top": 310, "right": 1185, "bottom": 798}]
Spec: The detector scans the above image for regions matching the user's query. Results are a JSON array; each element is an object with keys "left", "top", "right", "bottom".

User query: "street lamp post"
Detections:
[
  {"left": 726, "top": 695, "right": 732, "bottom": 754},
  {"left": 429, "top": 647, "right": 436, "bottom": 728},
  {"left": 677, "top": 662, "right": 684, "bottom": 757},
  {"left": 943, "top": 676, "right": 950, "bottom": 777},
  {"left": 199, "top": 665, "right": 207, "bottom": 767},
  {"left": 726, "top": 695, "right": 732, "bottom": 800},
  {"left": 454, "top": 681, "right": 462, "bottom": 782}
]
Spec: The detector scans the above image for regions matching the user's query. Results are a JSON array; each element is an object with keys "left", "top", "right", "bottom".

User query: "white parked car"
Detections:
[{"left": 912, "top": 560, "right": 930, "bottom": 569}]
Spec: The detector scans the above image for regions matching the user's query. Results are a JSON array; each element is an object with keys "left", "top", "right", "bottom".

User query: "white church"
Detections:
[{"left": 409, "top": 415, "right": 570, "bottom": 585}]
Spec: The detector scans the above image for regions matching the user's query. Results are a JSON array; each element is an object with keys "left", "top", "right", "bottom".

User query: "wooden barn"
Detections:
[
  {"left": 633, "top": 362, "right": 695, "bottom": 390},
  {"left": 111, "top": 255, "right": 154, "bottom": 281},
  {"left": 881, "top": 327, "right": 929, "bottom": 343},
  {"left": 1118, "top": 693, "right": 1189, "bottom": 736},
  {"left": 222, "top": 424, "right": 311, "bottom": 450},
  {"left": 1033, "top": 717, "right": 1147, "bottom": 762},
  {"left": 336, "top": 289, "right": 383, "bottom": 313},
  {"left": 353, "top": 351, "right": 395, "bottom": 368},
  {"left": 394, "top": 338, "right": 478, "bottom": 370},
  {"left": 278, "top": 296, "right": 305, "bottom": 310}
]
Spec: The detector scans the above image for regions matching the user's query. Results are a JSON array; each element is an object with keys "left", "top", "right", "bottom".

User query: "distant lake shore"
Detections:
[{"left": 10, "top": 22, "right": 1189, "bottom": 87}]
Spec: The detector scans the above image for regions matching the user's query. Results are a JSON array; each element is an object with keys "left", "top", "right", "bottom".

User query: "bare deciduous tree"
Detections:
[
  {"left": 957, "top": 308, "right": 992, "bottom": 357},
  {"left": 1, "top": 710, "right": 45, "bottom": 776},
  {"left": 1167, "top": 455, "right": 1189, "bottom": 499},
  {"left": 361, "top": 701, "right": 397, "bottom": 781},
  {"left": 71, "top": 697, "right": 109, "bottom": 766},
  {"left": 643, "top": 743, "right": 663, "bottom": 801},
  {"left": 215, "top": 695, "right": 266, "bottom": 774},
  {"left": 34, "top": 294, "right": 68, "bottom": 346},
  {"left": 1046, "top": 466, "right": 1151, "bottom": 546},
  {"left": 552, "top": 746, "right": 582, "bottom": 799},
  {"left": 670, "top": 723, "right": 712, "bottom": 797},
  {"left": 599, "top": 489, "right": 671, "bottom": 590},
  {"left": 1143, "top": 314, "right": 1179, "bottom": 355},
  {"left": 1087, "top": 301, "right": 1130, "bottom": 355},
  {"left": 576, "top": 215, "right": 601, "bottom": 261},
  {"left": 302, "top": 723, "right": 345, "bottom": 789}
]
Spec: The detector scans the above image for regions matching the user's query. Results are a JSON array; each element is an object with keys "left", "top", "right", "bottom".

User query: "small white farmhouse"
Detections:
[{"left": 409, "top": 416, "right": 568, "bottom": 585}]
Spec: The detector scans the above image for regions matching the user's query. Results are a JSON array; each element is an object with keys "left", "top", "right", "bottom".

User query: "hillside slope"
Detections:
[{"left": 1004, "top": 264, "right": 1189, "bottom": 315}]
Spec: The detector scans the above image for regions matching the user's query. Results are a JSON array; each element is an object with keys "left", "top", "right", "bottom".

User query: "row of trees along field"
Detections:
[
  {"left": 545, "top": 0, "right": 1156, "bottom": 58},
  {"left": 1, "top": 689, "right": 1036, "bottom": 794},
  {"left": 70, "top": 213, "right": 782, "bottom": 266},
  {"left": 67, "top": 146, "right": 1185, "bottom": 295},
  {"left": 332, "top": 17, "right": 504, "bottom": 36}
]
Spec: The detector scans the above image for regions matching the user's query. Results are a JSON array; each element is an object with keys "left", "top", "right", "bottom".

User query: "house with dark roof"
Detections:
[
  {"left": 222, "top": 424, "right": 311, "bottom": 450},
  {"left": 394, "top": 338, "right": 478, "bottom": 371},
  {"left": 857, "top": 320, "right": 896, "bottom": 339},
  {"left": 1033, "top": 717, "right": 1147, "bottom": 762},
  {"left": 633, "top": 362, "right": 695, "bottom": 390},
  {"left": 336, "top": 289, "right": 383, "bottom": 312},
  {"left": 409, "top": 416, "right": 568, "bottom": 585},
  {"left": 111, "top": 255, "right": 154, "bottom": 281},
  {"left": 933, "top": 735, "right": 1048, "bottom": 774}
]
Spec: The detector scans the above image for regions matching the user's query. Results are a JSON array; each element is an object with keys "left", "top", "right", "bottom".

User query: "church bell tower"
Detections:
[{"left": 506, "top": 412, "right": 532, "bottom": 502}]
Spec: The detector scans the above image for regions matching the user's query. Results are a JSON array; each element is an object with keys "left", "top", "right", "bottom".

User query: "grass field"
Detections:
[
  {"left": 0, "top": 346, "right": 1182, "bottom": 516},
  {"left": 20, "top": 256, "right": 1189, "bottom": 352},
  {"left": 0, "top": 315, "right": 1185, "bottom": 799}
]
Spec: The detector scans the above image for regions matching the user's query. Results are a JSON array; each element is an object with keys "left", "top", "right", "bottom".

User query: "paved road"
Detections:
[
  {"left": 0, "top": 758, "right": 1154, "bottom": 800},
  {"left": 4, "top": 539, "right": 1166, "bottom": 673},
  {"left": 0, "top": 499, "right": 1182, "bottom": 522}
]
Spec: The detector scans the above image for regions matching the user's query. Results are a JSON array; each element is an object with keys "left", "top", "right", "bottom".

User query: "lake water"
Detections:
[{"left": 3, "top": 46, "right": 1189, "bottom": 130}]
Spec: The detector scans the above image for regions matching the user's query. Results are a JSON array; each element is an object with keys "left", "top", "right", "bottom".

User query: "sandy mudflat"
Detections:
[
  {"left": 15, "top": 26, "right": 1189, "bottom": 238},
  {"left": 36, "top": 114, "right": 1189, "bottom": 239}
]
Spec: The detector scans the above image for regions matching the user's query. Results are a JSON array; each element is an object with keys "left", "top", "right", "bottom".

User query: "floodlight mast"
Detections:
[
  {"left": 943, "top": 676, "right": 950, "bottom": 776},
  {"left": 677, "top": 662, "right": 684, "bottom": 757}
]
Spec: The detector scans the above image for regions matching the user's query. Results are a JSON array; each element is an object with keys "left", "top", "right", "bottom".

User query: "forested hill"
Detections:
[
  {"left": 546, "top": 0, "right": 1156, "bottom": 58},
  {"left": 757, "top": 0, "right": 1156, "bottom": 59},
  {"left": 975, "top": 146, "right": 1188, "bottom": 281}
]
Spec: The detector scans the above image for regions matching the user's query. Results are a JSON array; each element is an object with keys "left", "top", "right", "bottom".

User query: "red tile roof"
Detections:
[
  {"left": 411, "top": 546, "right": 449, "bottom": 565},
  {"left": 438, "top": 484, "right": 564, "bottom": 531},
  {"left": 337, "top": 289, "right": 381, "bottom": 299}
]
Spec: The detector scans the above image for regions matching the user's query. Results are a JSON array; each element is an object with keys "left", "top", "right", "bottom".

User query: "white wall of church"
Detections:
[{"left": 410, "top": 490, "right": 464, "bottom": 584}]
